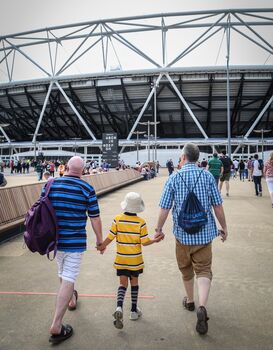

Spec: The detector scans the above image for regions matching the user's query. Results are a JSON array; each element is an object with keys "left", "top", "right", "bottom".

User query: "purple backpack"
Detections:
[{"left": 24, "top": 179, "right": 58, "bottom": 260}]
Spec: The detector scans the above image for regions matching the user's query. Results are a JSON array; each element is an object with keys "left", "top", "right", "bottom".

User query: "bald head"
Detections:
[{"left": 67, "top": 156, "right": 84, "bottom": 176}]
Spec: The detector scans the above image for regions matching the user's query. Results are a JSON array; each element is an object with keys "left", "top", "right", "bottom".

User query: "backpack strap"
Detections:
[
  {"left": 178, "top": 169, "right": 204, "bottom": 193},
  {"left": 44, "top": 178, "right": 55, "bottom": 197}
]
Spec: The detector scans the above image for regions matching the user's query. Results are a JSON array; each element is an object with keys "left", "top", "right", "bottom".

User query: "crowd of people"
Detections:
[{"left": 205, "top": 151, "right": 273, "bottom": 208}]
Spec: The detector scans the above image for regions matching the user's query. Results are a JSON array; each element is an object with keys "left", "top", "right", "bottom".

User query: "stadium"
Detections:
[
  {"left": 1, "top": 5, "right": 273, "bottom": 350},
  {"left": 0, "top": 8, "right": 272, "bottom": 164}
]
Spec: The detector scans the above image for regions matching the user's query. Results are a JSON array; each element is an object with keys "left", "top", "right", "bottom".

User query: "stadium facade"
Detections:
[{"left": 0, "top": 9, "right": 272, "bottom": 159}]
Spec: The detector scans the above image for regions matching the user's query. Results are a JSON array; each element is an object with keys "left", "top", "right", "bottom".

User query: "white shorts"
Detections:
[
  {"left": 266, "top": 178, "right": 273, "bottom": 193},
  {"left": 56, "top": 251, "right": 83, "bottom": 283}
]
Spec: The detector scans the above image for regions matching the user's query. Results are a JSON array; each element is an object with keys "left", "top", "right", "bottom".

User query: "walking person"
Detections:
[
  {"left": 97, "top": 192, "right": 164, "bottom": 329},
  {"left": 219, "top": 150, "right": 233, "bottom": 196},
  {"left": 207, "top": 153, "right": 223, "bottom": 186},
  {"left": 247, "top": 157, "right": 253, "bottom": 181},
  {"left": 251, "top": 154, "right": 264, "bottom": 197},
  {"left": 264, "top": 152, "right": 273, "bottom": 208},
  {"left": 156, "top": 143, "right": 228, "bottom": 335},
  {"left": 233, "top": 159, "right": 239, "bottom": 178},
  {"left": 166, "top": 159, "right": 174, "bottom": 176},
  {"left": 239, "top": 160, "right": 245, "bottom": 181},
  {"left": 43, "top": 156, "right": 103, "bottom": 344},
  {"left": 35, "top": 161, "right": 44, "bottom": 181}
]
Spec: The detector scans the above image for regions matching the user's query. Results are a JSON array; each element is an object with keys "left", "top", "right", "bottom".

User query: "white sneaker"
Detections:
[
  {"left": 130, "top": 307, "right": 142, "bottom": 320},
  {"left": 113, "top": 307, "right": 123, "bottom": 329}
]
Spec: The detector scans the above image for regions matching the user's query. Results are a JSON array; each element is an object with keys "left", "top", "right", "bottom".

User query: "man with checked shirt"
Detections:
[{"left": 155, "top": 143, "right": 228, "bottom": 335}]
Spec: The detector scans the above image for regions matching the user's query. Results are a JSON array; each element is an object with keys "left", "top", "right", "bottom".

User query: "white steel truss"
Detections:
[{"left": 0, "top": 9, "right": 273, "bottom": 157}]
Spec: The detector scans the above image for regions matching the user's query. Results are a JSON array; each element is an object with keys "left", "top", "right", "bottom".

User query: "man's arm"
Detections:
[
  {"left": 155, "top": 208, "right": 170, "bottom": 234},
  {"left": 90, "top": 216, "right": 103, "bottom": 245},
  {"left": 213, "top": 204, "right": 228, "bottom": 241}
]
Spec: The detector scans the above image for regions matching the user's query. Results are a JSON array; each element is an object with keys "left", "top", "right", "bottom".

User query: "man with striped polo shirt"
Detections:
[
  {"left": 44, "top": 156, "right": 103, "bottom": 344},
  {"left": 156, "top": 143, "right": 228, "bottom": 335}
]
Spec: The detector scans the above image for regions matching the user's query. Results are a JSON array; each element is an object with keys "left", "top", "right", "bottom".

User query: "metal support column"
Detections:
[
  {"left": 55, "top": 81, "right": 97, "bottom": 141},
  {"left": 154, "top": 80, "right": 157, "bottom": 161},
  {"left": 32, "top": 82, "right": 53, "bottom": 144},
  {"left": 226, "top": 15, "right": 232, "bottom": 158}
]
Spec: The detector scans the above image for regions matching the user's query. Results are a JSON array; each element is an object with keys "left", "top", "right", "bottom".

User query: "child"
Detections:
[{"left": 97, "top": 192, "right": 164, "bottom": 329}]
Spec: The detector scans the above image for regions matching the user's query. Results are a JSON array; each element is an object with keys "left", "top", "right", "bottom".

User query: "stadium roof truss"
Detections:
[{"left": 0, "top": 8, "right": 273, "bottom": 155}]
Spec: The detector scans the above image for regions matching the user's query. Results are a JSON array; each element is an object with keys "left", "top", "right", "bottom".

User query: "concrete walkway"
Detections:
[{"left": 0, "top": 171, "right": 272, "bottom": 350}]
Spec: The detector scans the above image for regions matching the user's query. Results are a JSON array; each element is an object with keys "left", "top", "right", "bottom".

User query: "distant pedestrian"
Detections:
[
  {"left": 219, "top": 150, "right": 233, "bottom": 197},
  {"left": 251, "top": 154, "right": 263, "bottom": 197},
  {"left": 166, "top": 159, "right": 174, "bottom": 176},
  {"left": 58, "top": 163, "right": 65, "bottom": 177},
  {"left": 247, "top": 157, "right": 253, "bottom": 181},
  {"left": 239, "top": 160, "right": 245, "bottom": 181},
  {"left": 97, "top": 192, "right": 164, "bottom": 329},
  {"left": 233, "top": 159, "right": 239, "bottom": 178},
  {"left": 0, "top": 172, "right": 7, "bottom": 187},
  {"left": 156, "top": 161, "right": 160, "bottom": 174},
  {"left": 264, "top": 152, "right": 273, "bottom": 208},
  {"left": 43, "top": 171, "right": 53, "bottom": 181},
  {"left": 156, "top": 143, "right": 228, "bottom": 335},
  {"left": 35, "top": 161, "right": 44, "bottom": 181},
  {"left": 207, "top": 153, "right": 223, "bottom": 186},
  {"left": 200, "top": 158, "right": 207, "bottom": 169}
]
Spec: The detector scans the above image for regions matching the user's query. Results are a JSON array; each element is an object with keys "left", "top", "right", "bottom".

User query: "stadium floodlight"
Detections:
[
  {"left": 28, "top": 133, "right": 43, "bottom": 161},
  {"left": 139, "top": 121, "right": 160, "bottom": 161},
  {"left": 253, "top": 129, "right": 271, "bottom": 161},
  {"left": 132, "top": 131, "right": 145, "bottom": 163},
  {"left": 70, "top": 137, "right": 82, "bottom": 155}
]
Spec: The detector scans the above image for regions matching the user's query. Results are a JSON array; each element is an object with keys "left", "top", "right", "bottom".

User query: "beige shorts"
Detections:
[{"left": 175, "top": 240, "right": 212, "bottom": 281}]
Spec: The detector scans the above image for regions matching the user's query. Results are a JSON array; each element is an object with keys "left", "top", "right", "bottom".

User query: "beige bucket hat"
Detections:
[{"left": 121, "top": 192, "right": 145, "bottom": 213}]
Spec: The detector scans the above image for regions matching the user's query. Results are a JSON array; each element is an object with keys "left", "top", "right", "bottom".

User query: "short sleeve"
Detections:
[
  {"left": 107, "top": 219, "right": 117, "bottom": 241},
  {"left": 140, "top": 221, "right": 150, "bottom": 244},
  {"left": 209, "top": 175, "right": 223, "bottom": 206},
  {"left": 87, "top": 187, "right": 100, "bottom": 217},
  {"left": 159, "top": 176, "right": 174, "bottom": 209}
]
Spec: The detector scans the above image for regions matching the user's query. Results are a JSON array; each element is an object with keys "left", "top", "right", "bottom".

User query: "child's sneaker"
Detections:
[
  {"left": 130, "top": 307, "right": 142, "bottom": 320},
  {"left": 113, "top": 307, "right": 123, "bottom": 329}
]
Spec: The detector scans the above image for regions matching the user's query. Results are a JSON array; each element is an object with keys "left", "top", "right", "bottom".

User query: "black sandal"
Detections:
[
  {"left": 183, "top": 297, "right": 195, "bottom": 311},
  {"left": 196, "top": 306, "right": 209, "bottom": 335},
  {"left": 49, "top": 324, "right": 73, "bottom": 344},
  {"left": 68, "top": 290, "right": 78, "bottom": 311}
]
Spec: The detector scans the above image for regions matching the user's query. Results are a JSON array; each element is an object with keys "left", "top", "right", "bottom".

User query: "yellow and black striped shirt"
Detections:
[{"left": 107, "top": 213, "right": 150, "bottom": 271}]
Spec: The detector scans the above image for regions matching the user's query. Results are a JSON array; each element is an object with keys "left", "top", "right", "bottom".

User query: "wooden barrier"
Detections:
[{"left": 0, "top": 169, "right": 142, "bottom": 234}]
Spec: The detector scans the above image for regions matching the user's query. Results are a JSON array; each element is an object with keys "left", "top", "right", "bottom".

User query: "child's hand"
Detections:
[{"left": 154, "top": 233, "right": 165, "bottom": 242}]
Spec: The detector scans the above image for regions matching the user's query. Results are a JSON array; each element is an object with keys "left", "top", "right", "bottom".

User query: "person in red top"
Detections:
[{"left": 264, "top": 152, "right": 273, "bottom": 208}]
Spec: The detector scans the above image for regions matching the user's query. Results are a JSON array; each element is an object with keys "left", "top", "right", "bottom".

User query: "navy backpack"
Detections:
[
  {"left": 177, "top": 170, "right": 208, "bottom": 234},
  {"left": 24, "top": 179, "right": 58, "bottom": 260}
]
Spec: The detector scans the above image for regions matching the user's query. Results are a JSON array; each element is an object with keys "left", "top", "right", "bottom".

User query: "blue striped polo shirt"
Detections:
[{"left": 41, "top": 176, "right": 100, "bottom": 252}]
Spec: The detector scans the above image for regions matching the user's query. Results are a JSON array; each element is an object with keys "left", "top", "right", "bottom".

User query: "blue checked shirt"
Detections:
[{"left": 159, "top": 163, "right": 223, "bottom": 245}]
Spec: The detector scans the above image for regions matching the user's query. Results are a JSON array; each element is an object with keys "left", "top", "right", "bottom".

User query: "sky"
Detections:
[{"left": 0, "top": 0, "right": 272, "bottom": 82}]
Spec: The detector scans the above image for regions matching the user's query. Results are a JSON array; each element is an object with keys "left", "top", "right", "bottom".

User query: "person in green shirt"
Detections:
[{"left": 208, "top": 153, "right": 223, "bottom": 186}]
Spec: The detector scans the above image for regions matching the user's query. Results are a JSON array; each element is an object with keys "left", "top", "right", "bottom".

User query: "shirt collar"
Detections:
[{"left": 181, "top": 162, "right": 198, "bottom": 169}]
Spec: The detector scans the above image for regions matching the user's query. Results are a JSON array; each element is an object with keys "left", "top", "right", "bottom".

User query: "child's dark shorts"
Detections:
[{"left": 117, "top": 269, "right": 143, "bottom": 279}]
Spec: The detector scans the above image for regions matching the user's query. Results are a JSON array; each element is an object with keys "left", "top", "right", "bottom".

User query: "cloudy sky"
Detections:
[{"left": 0, "top": 0, "right": 272, "bottom": 82}]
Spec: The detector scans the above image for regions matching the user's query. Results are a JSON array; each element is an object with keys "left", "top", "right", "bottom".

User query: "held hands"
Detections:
[
  {"left": 218, "top": 228, "right": 228, "bottom": 242},
  {"left": 153, "top": 228, "right": 165, "bottom": 243},
  {"left": 96, "top": 242, "right": 106, "bottom": 254}
]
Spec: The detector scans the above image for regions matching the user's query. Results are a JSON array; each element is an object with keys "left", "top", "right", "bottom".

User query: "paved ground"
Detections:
[{"left": 0, "top": 171, "right": 272, "bottom": 350}]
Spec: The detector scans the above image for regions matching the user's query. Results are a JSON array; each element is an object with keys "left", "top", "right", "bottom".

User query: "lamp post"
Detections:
[
  {"left": 0, "top": 135, "right": 4, "bottom": 157},
  {"left": 139, "top": 121, "right": 160, "bottom": 162},
  {"left": 70, "top": 137, "right": 82, "bottom": 155},
  {"left": 132, "top": 131, "right": 145, "bottom": 162},
  {"left": 253, "top": 129, "right": 271, "bottom": 161},
  {"left": 28, "top": 133, "right": 42, "bottom": 161}
]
